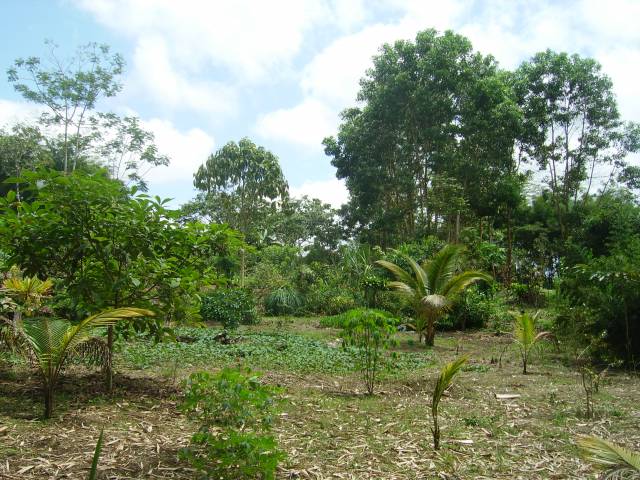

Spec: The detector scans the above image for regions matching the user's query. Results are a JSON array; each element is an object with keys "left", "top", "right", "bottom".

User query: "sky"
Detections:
[{"left": 0, "top": 0, "right": 639, "bottom": 207}]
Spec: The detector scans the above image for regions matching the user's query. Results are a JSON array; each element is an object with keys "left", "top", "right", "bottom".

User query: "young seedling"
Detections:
[
  {"left": 341, "top": 309, "right": 396, "bottom": 395},
  {"left": 513, "top": 311, "right": 550, "bottom": 374},
  {"left": 431, "top": 356, "right": 467, "bottom": 450}
]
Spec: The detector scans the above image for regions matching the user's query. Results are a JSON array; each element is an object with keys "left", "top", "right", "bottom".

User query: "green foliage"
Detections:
[
  {"left": 191, "top": 138, "right": 289, "bottom": 243},
  {"left": 320, "top": 308, "right": 399, "bottom": 329},
  {"left": 264, "top": 286, "right": 303, "bottom": 316},
  {"left": 179, "top": 368, "right": 285, "bottom": 479},
  {"left": 324, "top": 29, "right": 523, "bottom": 245},
  {"left": 431, "top": 356, "right": 467, "bottom": 450},
  {"left": 377, "top": 244, "right": 492, "bottom": 345},
  {"left": 577, "top": 436, "right": 640, "bottom": 477},
  {"left": 88, "top": 429, "right": 104, "bottom": 480},
  {"left": 341, "top": 309, "right": 397, "bottom": 394},
  {"left": 513, "top": 312, "right": 550, "bottom": 374},
  {"left": 200, "top": 289, "right": 258, "bottom": 330},
  {"left": 8, "top": 41, "right": 125, "bottom": 173},
  {"left": 20, "top": 307, "right": 153, "bottom": 418},
  {"left": 120, "top": 327, "right": 432, "bottom": 375},
  {"left": 444, "top": 286, "right": 511, "bottom": 331}
]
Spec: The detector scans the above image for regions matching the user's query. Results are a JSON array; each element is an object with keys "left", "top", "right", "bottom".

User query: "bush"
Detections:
[
  {"left": 200, "top": 289, "right": 258, "bottom": 329},
  {"left": 341, "top": 309, "right": 397, "bottom": 394},
  {"left": 321, "top": 308, "right": 400, "bottom": 329},
  {"left": 264, "top": 285, "right": 303, "bottom": 316},
  {"left": 304, "top": 284, "right": 358, "bottom": 315},
  {"left": 445, "top": 287, "right": 511, "bottom": 331},
  {"left": 179, "top": 368, "right": 285, "bottom": 480}
]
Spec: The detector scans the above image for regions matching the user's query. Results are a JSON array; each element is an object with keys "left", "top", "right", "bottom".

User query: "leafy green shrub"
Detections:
[
  {"left": 321, "top": 308, "right": 399, "bottom": 329},
  {"left": 445, "top": 287, "right": 511, "bottom": 331},
  {"left": 341, "top": 309, "right": 397, "bottom": 394},
  {"left": 179, "top": 368, "right": 285, "bottom": 480},
  {"left": 264, "top": 285, "right": 303, "bottom": 316},
  {"left": 510, "top": 282, "right": 545, "bottom": 307},
  {"left": 200, "top": 289, "right": 258, "bottom": 329},
  {"left": 304, "top": 284, "right": 358, "bottom": 315}
]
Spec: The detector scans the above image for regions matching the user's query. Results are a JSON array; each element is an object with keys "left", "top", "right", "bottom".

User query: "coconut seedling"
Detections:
[
  {"left": 513, "top": 311, "right": 550, "bottom": 374},
  {"left": 431, "top": 356, "right": 467, "bottom": 449}
]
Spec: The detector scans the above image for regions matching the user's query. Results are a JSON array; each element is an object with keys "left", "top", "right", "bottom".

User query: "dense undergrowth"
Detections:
[{"left": 118, "top": 326, "right": 433, "bottom": 375}]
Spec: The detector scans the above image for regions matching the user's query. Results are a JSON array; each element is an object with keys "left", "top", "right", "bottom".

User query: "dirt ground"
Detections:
[{"left": 0, "top": 324, "right": 638, "bottom": 479}]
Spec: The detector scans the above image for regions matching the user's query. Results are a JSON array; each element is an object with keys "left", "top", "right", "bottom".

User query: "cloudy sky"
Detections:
[{"left": 0, "top": 0, "right": 639, "bottom": 206}]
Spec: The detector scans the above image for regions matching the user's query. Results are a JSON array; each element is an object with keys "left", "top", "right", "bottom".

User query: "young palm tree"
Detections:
[
  {"left": 513, "top": 311, "right": 550, "bottom": 374},
  {"left": 21, "top": 307, "right": 153, "bottom": 418},
  {"left": 376, "top": 245, "right": 491, "bottom": 346},
  {"left": 431, "top": 356, "right": 467, "bottom": 449},
  {"left": 578, "top": 436, "right": 640, "bottom": 478}
]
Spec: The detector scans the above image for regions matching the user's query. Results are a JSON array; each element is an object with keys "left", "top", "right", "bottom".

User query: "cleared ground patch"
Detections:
[{"left": 0, "top": 319, "right": 638, "bottom": 479}]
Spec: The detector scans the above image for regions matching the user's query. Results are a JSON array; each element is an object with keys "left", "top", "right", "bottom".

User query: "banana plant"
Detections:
[
  {"left": 21, "top": 307, "right": 154, "bottom": 418},
  {"left": 431, "top": 356, "right": 467, "bottom": 450},
  {"left": 578, "top": 436, "right": 640, "bottom": 478},
  {"left": 513, "top": 311, "right": 550, "bottom": 374}
]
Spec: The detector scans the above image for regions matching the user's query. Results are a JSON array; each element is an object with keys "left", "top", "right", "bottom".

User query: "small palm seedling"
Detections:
[
  {"left": 22, "top": 307, "right": 153, "bottom": 418},
  {"left": 578, "top": 436, "right": 640, "bottom": 478},
  {"left": 88, "top": 428, "right": 105, "bottom": 480},
  {"left": 513, "top": 311, "right": 550, "bottom": 374},
  {"left": 431, "top": 356, "right": 467, "bottom": 450}
]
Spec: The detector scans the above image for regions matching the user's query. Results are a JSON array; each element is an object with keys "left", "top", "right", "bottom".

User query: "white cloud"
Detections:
[
  {"left": 141, "top": 118, "right": 214, "bottom": 186},
  {"left": 255, "top": 98, "right": 337, "bottom": 147},
  {"left": 130, "top": 36, "right": 237, "bottom": 115},
  {"left": 74, "top": 0, "right": 350, "bottom": 81},
  {"left": 0, "top": 100, "right": 43, "bottom": 128},
  {"left": 290, "top": 178, "right": 349, "bottom": 208}
]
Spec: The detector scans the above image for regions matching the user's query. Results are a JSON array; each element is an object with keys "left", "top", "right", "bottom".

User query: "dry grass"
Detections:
[{"left": 0, "top": 325, "right": 638, "bottom": 479}]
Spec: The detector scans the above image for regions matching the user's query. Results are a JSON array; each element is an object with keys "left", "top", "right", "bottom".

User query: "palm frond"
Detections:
[
  {"left": 89, "top": 428, "right": 105, "bottom": 480},
  {"left": 62, "top": 307, "right": 153, "bottom": 354},
  {"left": 432, "top": 356, "right": 467, "bottom": 413},
  {"left": 578, "top": 436, "right": 640, "bottom": 473},
  {"left": 387, "top": 281, "right": 416, "bottom": 298},
  {"left": 73, "top": 337, "right": 110, "bottom": 367},
  {"left": 441, "top": 271, "right": 492, "bottom": 298},
  {"left": 425, "top": 244, "right": 465, "bottom": 294},
  {"left": 375, "top": 260, "right": 416, "bottom": 288},
  {"left": 403, "top": 256, "right": 428, "bottom": 297},
  {"left": 514, "top": 312, "right": 537, "bottom": 347}
]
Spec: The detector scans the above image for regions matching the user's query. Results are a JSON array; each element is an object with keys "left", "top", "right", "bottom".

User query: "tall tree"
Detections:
[
  {"left": 7, "top": 41, "right": 125, "bottom": 173},
  {"left": 89, "top": 113, "right": 170, "bottom": 191},
  {"left": 324, "top": 30, "right": 522, "bottom": 246},
  {"left": 192, "top": 138, "right": 289, "bottom": 242},
  {"left": 514, "top": 50, "right": 639, "bottom": 239}
]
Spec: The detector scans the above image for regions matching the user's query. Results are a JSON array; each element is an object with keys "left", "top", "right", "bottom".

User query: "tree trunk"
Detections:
[
  {"left": 106, "top": 325, "right": 114, "bottom": 393},
  {"left": 44, "top": 384, "right": 54, "bottom": 419},
  {"left": 505, "top": 208, "right": 513, "bottom": 287},
  {"left": 425, "top": 320, "right": 436, "bottom": 346}
]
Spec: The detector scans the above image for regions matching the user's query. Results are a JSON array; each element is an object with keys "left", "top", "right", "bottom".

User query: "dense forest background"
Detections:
[{"left": 1, "top": 30, "right": 639, "bottom": 366}]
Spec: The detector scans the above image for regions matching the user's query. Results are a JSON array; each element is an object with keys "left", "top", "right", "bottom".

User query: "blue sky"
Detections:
[{"left": 1, "top": 0, "right": 639, "bottom": 206}]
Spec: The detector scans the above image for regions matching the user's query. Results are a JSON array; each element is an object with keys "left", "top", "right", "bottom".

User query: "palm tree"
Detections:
[
  {"left": 376, "top": 245, "right": 491, "bottom": 346},
  {"left": 21, "top": 307, "right": 153, "bottom": 418},
  {"left": 513, "top": 311, "right": 550, "bottom": 374}
]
